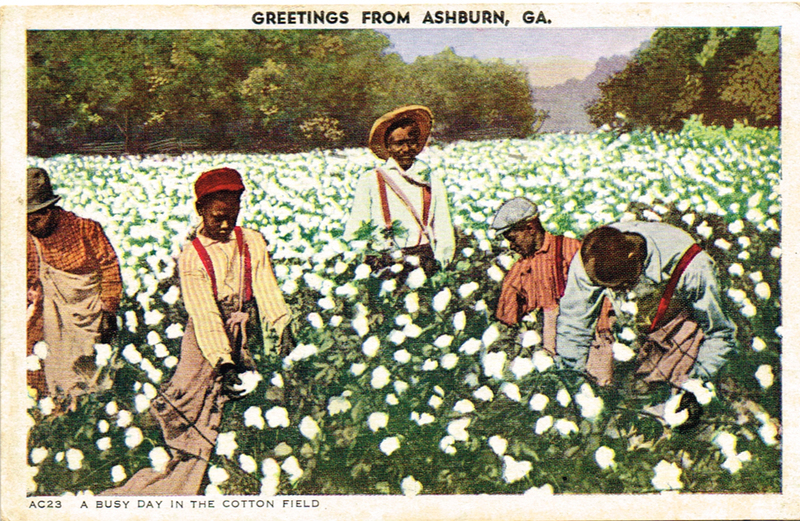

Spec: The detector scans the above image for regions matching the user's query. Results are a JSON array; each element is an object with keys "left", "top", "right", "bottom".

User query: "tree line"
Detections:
[
  {"left": 27, "top": 30, "right": 545, "bottom": 157},
  {"left": 587, "top": 27, "right": 780, "bottom": 132}
]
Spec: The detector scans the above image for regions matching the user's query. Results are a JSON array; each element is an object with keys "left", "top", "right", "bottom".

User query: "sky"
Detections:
[{"left": 378, "top": 28, "right": 656, "bottom": 86}]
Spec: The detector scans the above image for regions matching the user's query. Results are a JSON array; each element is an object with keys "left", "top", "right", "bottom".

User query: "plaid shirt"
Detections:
[
  {"left": 179, "top": 227, "right": 291, "bottom": 367},
  {"left": 27, "top": 207, "right": 122, "bottom": 312},
  {"left": 496, "top": 233, "right": 581, "bottom": 325}
]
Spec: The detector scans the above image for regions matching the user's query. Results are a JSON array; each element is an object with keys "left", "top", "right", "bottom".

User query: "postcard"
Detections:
[{"left": 1, "top": 2, "right": 797, "bottom": 520}]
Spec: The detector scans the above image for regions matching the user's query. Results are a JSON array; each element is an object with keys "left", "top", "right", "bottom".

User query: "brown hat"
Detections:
[
  {"left": 368, "top": 105, "right": 433, "bottom": 160},
  {"left": 27, "top": 167, "right": 61, "bottom": 213},
  {"left": 194, "top": 167, "right": 245, "bottom": 201}
]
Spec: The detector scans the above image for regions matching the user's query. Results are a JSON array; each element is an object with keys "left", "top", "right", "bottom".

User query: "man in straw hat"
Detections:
[
  {"left": 104, "top": 167, "right": 292, "bottom": 495},
  {"left": 490, "top": 197, "right": 614, "bottom": 365},
  {"left": 557, "top": 221, "right": 737, "bottom": 402},
  {"left": 27, "top": 167, "right": 122, "bottom": 407},
  {"left": 344, "top": 105, "right": 455, "bottom": 275}
]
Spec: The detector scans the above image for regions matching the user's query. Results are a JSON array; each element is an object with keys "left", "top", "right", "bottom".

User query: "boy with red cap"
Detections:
[{"left": 105, "top": 167, "right": 292, "bottom": 495}]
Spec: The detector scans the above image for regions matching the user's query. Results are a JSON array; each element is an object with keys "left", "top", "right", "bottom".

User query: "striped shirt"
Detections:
[
  {"left": 179, "top": 227, "right": 291, "bottom": 367},
  {"left": 495, "top": 232, "right": 581, "bottom": 325},
  {"left": 27, "top": 207, "right": 122, "bottom": 312}
]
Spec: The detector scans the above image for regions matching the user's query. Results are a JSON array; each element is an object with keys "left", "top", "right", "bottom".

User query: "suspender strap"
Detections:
[
  {"left": 554, "top": 235, "right": 566, "bottom": 298},
  {"left": 375, "top": 168, "right": 434, "bottom": 246},
  {"left": 376, "top": 171, "right": 393, "bottom": 228},
  {"left": 649, "top": 243, "right": 703, "bottom": 332},
  {"left": 192, "top": 237, "right": 218, "bottom": 301},
  {"left": 191, "top": 226, "right": 253, "bottom": 303},
  {"left": 422, "top": 185, "right": 431, "bottom": 228},
  {"left": 234, "top": 226, "right": 253, "bottom": 303}
]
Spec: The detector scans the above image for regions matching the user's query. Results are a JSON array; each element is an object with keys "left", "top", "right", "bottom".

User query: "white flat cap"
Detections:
[{"left": 490, "top": 197, "right": 539, "bottom": 233}]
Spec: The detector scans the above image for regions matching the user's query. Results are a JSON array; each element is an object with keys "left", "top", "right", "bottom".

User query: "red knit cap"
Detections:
[{"left": 194, "top": 168, "right": 245, "bottom": 201}]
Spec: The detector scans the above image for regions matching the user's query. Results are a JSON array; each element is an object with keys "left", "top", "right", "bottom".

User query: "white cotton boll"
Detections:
[
  {"left": 327, "top": 396, "right": 352, "bottom": 416},
  {"left": 379, "top": 437, "right": 401, "bottom": 456},
  {"left": 488, "top": 435, "right": 508, "bottom": 456},
  {"left": 453, "top": 311, "right": 466, "bottom": 331},
  {"left": 283, "top": 343, "right": 318, "bottom": 367},
  {"left": 401, "top": 475, "right": 423, "bottom": 497},
  {"left": 165, "top": 323, "right": 184, "bottom": 339},
  {"left": 352, "top": 315, "right": 369, "bottom": 338},
  {"left": 403, "top": 323, "right": 422, "bottom": 338},
  {"left": 556, "top": 389, "right": 572, "bottom": 407},
  {"left": 728, "top": 220, "right": 744, "bottom": 234},
  {"left": 153, "top": 343, "right": 169, "bottom": 358},
  {"left": 404, "top": 293, "right": 419, "bottom": 313},
  {"left": 96, "top": 437, "right": 112, "bottom": 451},
  {"left": 428, "top": 395, "right": 443, "bottom": 409},
  {"left": 575, "top": 383, "right": 604, "bottom": 420},
  {"left": 487, "top": 265, "right": 504, "bottom": 282},
  {"left": 125, "top": 427, "right": 144, "bottom": 449},
  {"left": 354, "top": 264, "right": 372, "bottom": 280},
  {"left": 475, "top": 300, "right": 488, "bottom": 312},
  {"left": 149, "top": 447, "right": 170, "bottom": 473},
  {"left": 389, "top": 330, "right": 406, "bottom": 345},
  {"left": 299, "top": 416, "right": 321, "bottom": 440},
  {"left": 208, "top": 465, "right": 230, "bottom": 485},
  {"left": 728, "top": 263, "right": 744, "bottom": 277},
  {"left": 696, "top": 221, "right": 713, "bottom": 239},
  {"left": 125, "top": 310, "right": 138, "bottom": 333},
  {"left": 749, "top": 271, "right": 763, "bottom": 283},
  {"left": 483, "top": 351, "right": 507, "bottom": 379},
  {"left": 681, "top": 379, "right": 715, "bottom": 405},
  {"left": 439, "top": 435, "right": 457, "bottom": 455},
  {"left": 459, "top": 338, "right": 482, "bottom": 355},
  {"left": 500, "top": 383, "right": 521, "bottom": 402},
  {"left": 393, "top": 349, "right": 411, "bottom": 364},
  {"left": 406, "top": 268, "right": 427, "bottom": 289},
  {"left": 651, "top": 460, "right": 683, "bottom": 491},
  {"left": 239, "top": 454, "right": 258, "bottom": 474},
  {"left": 281, "top": 279, "right": 298, "bottom": 294},
  {"left": 350, "top": 363, "right": 367, "bottom": 376},
  {"left": 740, "top": 300, "right": 757, "bottom": 317},
  {"left": 162, "top": 285, "right": 180, "bottom": 305},
  {"left": 510, "top": 357, "right": 534, "bottom": 379},
  {"left": 318, "top": 297, "right": 336, "bottom": 310},
  {"left": 595, "top": 446, "right": 616, "bottom": 470},
  {"left": 771, "top": 246, "right": 782, "bottom": 258},
  {"left": 714, "top": 431, "right": 738, "bottom": 458},
  {"left": 738, "top": 236, "right": 751, "bottom": 248},
  {"left": 381, "top": 279, "right": 397, "bottom": 294},
  {"left": 330, "top": 315, "right": 343, "bottom": 327},
  {"left": 482, "top": 324, "right": 500, "bottom": 348},
  {"left": 473, "top": 386, "right": 494, "bottom": 402},
  {"left": 105, "top": 401, "right": 119, "bottom": 416},
  {"left": 662, "top": 393, "right": 689, "bottom": 428},
  {"left": 752, "top": 337, "right": 767, "bottom": 352},
  {"left": 30, "top": 447, "right": 48, "bottom": 465},
  {"left": 116, "top": 410, "right": 133, "bottom": 428},
  {"left": 244, "top": 406, "right": 265, "bottom": 430},
  {"left": 204, "top": 484, "right": 222, "bottom": 496},
  {"left": 755, "top": 282, "right": 771, "bottom": 300},
  {"left": 26, "top": 356, "right": 41, "bottom": 372},
  {"left": 265, "top": 407, "right": 290, "bottom": 429},
  {"left": 432, "top": 288, "right": 452, "bottom": 312},
  {"left": 271, "top": 372, "right": 284, "bottom": 388},
  {"left": 502, "top": 455, "right": 532, "bottom": 484},
  {"left": 146, "top": 331, "right": 161, "bottom": 345},
  {"left": 458, "top": 282, "right": 480, "bottom": 299},
  {"left": 464, "top": 373, "right": 479, "bottom": 387},
  {"left": 738, "top": 251, "right": 751, "bottom": 260},
  {"left": 612, "top": 342, "right": 636, "bottom": 362},
  {"left": 422, "top": 359, "right": 439, "bottom": 371},
  {"left": 215, "top": 432, "right": 237, "bottom": 458},
  {"left": 524, "top": 483, "right": 554, "bottom": 496},
  {"left": 307, "top": 313, "right": 323, "bottom": 329},
  {"left": 395, "top": 314, "right": 412, "bottom": 326},
  {"left": 334, "top": 284, "right": 358, "bottom": 298},
  {"left": 162, "top": 355, "right": 178, "bottom": 369},
  {"left": 134, "top": 394, "right": 151, "bottom": 413},
  {"left": 371, "top": 366, "right": 391, "bottom": 389},
  {"left": 619, "top": 328, "right": 637, "bottom": 342},
  {"left": 462, "top": 247, "right": 474, "bottom": 258},
  {"left": 681, "top": 213, "right": 695, "bottom": 226},
  {"left": 529, "top": 393, "right": 549, "bottom": 412},
  {"left": 362, "top": 336, "right": 380, "bottom": 357},
  {"left": 453, "top": 399, "right": 475, "bottom": 414},
  {"left": 714, "top": 238, "right": 731, "bottom": 251},
  {"left": 441, "top": 353, "right": 459, "bottom": 369},
  {"left": 386, "top": 394, "right": 400, "bottom": 405},
  {"left": 755, "top": 365, "right": 774, "bottom": 389},
  {"left": 447, "top": 418, "right": 471, "bottom": 441},
  {"left": 394, "top": 381, "right": 409, "bottom": 395},
  {"left": 759, "top": 422, "right": 779, "bottom": 446},
  {"left": 521, "top": 329, "right": 542, "bottom": 348},
  {"left": 554, "top": 419, "right": 579, "bottom": 436},
  {"left": 144, "top": 309, "right": 164, "bottom": 326},
  {"left": 33, "top": 341, "right": 48, "bottom": 360},
  {"left": 434, "top": 335, "right": 453, "bottom": 348},
  {"left": 110, "top": 465, "right": 126, "bottom": 483},
  {"left": 368, "top": 412, "right": 389, "bottom": 432},
  {"left": 533, "top": 350, "right": 554, "bottom": 372},
  {"left": 122, "top": 344, "right": 142, "bottom": 364}
]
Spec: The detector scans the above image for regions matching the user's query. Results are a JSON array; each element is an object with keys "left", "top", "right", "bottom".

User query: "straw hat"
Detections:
[
  {"left": 368, "top": 105, "right": 433, "bottom": 160},
  {"left": 27, "top": 167, "right": 61, "bottom": 213}
]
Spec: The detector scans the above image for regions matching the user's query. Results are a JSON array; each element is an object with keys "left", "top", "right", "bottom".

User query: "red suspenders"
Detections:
[
  {"left": 649, "top": 243, "right": 703, "bottom": 332},
  {"left": 375, "top": 170, "right": 432, "bottom": 245},
  {"left": 191, "top": 226, "right": 252, "bottom": 302}
]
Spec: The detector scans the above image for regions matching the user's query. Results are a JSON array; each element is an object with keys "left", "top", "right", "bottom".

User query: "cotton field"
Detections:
[{"left": 26, "top": 122, "right": 781, "bottom": 495}]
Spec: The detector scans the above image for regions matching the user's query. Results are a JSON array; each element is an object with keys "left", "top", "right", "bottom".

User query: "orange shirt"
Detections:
[
  {"left": 495, "top": 233, "right": 581, "bottom": 325},
  {"left": 27, "top": 208, "right": 122, "bottom": 312}
]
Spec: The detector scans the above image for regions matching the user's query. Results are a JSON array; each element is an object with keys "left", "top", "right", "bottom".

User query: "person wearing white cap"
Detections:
[
  {"left": 343, "top": 105, "right": 455, "bottom": 275},
  {"left": 490, "top": 197, "right": 584, "bottom": 356}
]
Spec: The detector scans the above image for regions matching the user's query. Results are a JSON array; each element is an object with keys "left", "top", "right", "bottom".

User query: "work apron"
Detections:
[{"left": 32, "top": 238, "right": 107, "bottom": 398}]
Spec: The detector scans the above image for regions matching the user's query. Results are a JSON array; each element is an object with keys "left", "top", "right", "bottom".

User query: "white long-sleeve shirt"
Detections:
[
  {"left": 556, "top": 221, "right": 737, "bottom": 379},
  {"left": 343, "top": 158, "right": 455, "bottom": 265}
]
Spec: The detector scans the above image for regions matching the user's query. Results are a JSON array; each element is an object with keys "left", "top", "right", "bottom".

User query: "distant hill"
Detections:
[{"left": 531, "top": 54, "right": 632, "bottom": 133}]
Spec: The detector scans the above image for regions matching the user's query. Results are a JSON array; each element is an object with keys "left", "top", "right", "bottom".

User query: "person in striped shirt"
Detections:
[{"left": 105, "top": 167, "right": 293, "bottom": 495}]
